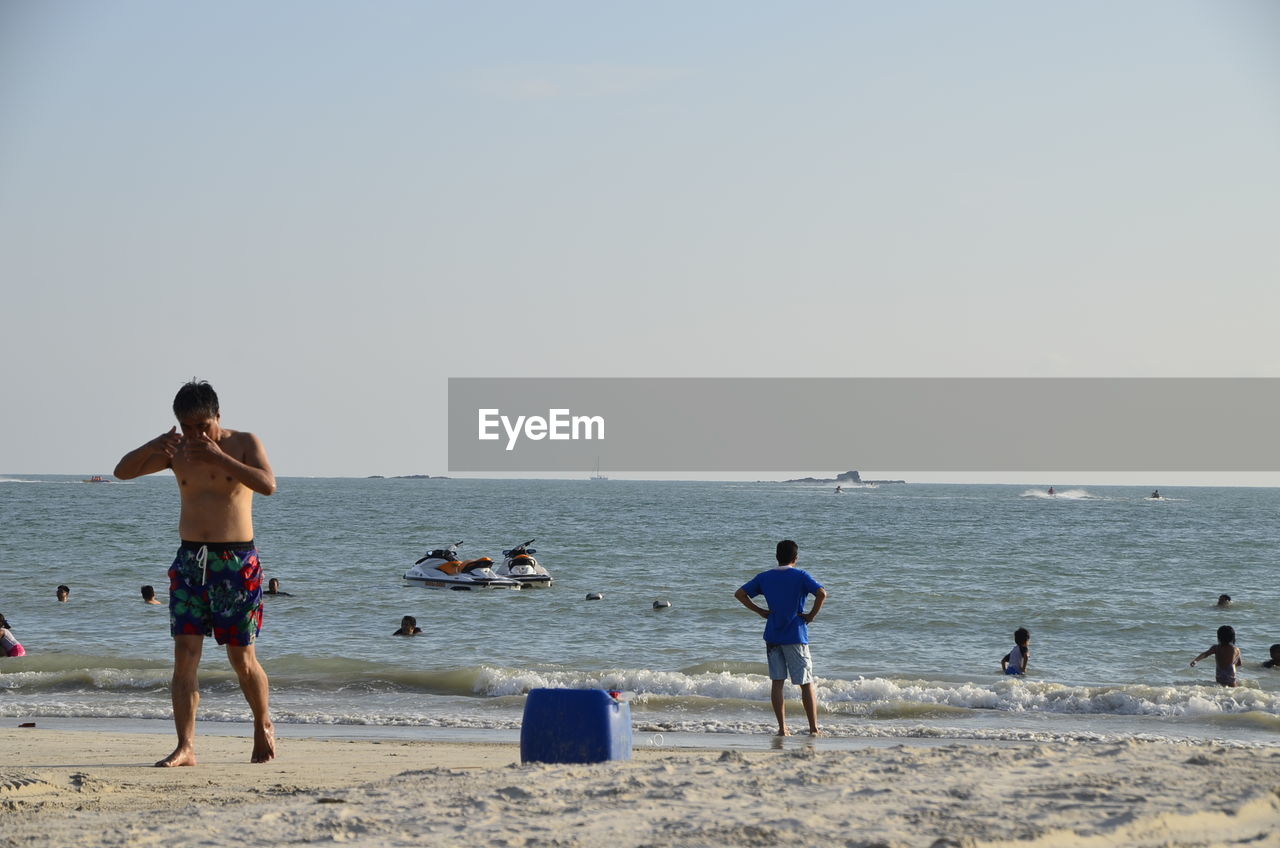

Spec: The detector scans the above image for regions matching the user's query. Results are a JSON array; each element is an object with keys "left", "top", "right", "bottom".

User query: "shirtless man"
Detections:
[{"left": 114, "top": 380, "right": 277, "bottom": 767}]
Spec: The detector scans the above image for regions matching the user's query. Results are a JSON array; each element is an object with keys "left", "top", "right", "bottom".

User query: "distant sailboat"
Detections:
[{"left": 590, "top": 459, "right": 608, "bottom": 481}]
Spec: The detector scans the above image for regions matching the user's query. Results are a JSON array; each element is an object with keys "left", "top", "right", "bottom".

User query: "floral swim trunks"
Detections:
[{"left": 168, "top": 541, "right": 264, "bottom": 646}]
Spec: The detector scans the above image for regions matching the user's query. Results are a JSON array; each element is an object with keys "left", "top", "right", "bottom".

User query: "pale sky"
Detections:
[{"left": 2, "top": 1, "right": 1277, "bottom": 481}]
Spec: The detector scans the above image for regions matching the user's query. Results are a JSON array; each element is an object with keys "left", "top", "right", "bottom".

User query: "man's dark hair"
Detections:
[
  {"left": 776, "top": 539, "right": 798, "bottom": 565},
  {"left": 141, "top": 585, "right": 156, "bottom": 600},
  {"left": 1014, "top": 627, "right": 1030, "bottom": 645},
  {"left": 173, "top": 380, "right": 219, "bottom": 419}
]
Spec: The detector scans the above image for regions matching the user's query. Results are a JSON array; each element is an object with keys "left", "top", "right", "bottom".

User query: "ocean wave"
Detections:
[
  {"left": 0, "top": 654, "right": 492, "bottom": 699},
  {"left": 0, "top": 655, "right": 173, "bottom": 693},
  {"left": 4, "top": 657, "right": 1278, "bottom": 721},
  {"left": 679, "top": 661, "right": 766, "bottom": 676},
  {"left": 818, "top": 676, "right": 1280, "bottom": 718},
  {"left": 471, "top": 667, "right": 1280, "bottom": 719}
]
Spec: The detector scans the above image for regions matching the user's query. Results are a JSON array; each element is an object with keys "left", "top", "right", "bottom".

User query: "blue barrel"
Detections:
[{"left": 520, "top": 688, "right": 633, "bottom": 764}]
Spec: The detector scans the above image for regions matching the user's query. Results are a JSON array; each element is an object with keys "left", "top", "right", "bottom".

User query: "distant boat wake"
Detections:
[{"left": 1021, "top": 488, "right": 1100, "bottom": 500}]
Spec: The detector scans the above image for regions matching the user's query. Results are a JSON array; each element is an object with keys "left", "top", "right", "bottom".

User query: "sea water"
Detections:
[{"left": 1, "top": 476, "right": 1277, "bottom": 746}]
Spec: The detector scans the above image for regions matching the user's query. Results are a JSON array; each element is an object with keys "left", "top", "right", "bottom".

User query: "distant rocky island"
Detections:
[
  {"left": 782, "top": 470, "right": 904, "bottom": 485},
  {"left": 366, "top": 474, "right": 449, "bottom": 479}
]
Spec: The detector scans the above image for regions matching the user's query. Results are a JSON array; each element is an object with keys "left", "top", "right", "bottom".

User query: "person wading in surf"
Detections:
[{"left": 735, "top": 540, "right": 828, "bottom": 735}]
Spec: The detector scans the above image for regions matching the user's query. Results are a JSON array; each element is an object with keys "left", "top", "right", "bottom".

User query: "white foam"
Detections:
[
  {"left": 1021, "top": 488, "right": 1102, "bottom": 500},
  {"left": 471, "top": 667, "right": 1280, "bottom": 719}
]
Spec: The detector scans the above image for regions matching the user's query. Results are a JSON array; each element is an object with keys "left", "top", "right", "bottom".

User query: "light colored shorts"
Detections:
[{"left": 766, "top": 643, "right": 813, "bottom": 685}]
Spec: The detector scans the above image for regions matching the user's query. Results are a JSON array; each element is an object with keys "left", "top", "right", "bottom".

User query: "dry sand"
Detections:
[{"left": 2, "top": 727, "right": 1279, "bottom": 847}]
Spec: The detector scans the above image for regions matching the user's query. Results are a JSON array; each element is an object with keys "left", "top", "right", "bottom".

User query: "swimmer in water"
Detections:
[{"left": 392, "top": 615, "right": 422, "bottom": 636}]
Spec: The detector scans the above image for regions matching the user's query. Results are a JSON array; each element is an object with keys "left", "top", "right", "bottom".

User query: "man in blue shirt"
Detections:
[{"left": 734, "top": 539, "right": 828, "bottom": 735}]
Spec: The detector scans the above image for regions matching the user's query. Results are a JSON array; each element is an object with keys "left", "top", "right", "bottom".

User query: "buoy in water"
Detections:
[{"left": 585, "top": 591, "right": 604, "bottom": 600}]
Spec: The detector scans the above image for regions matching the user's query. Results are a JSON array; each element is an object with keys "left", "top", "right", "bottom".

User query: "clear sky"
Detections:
[{"left": 2, "top": 1, "right": 1277, "bottom": 482}]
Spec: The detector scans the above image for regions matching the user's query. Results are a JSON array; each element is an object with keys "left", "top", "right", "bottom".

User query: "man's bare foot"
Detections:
[
  {"left": 807, "top": 728, "right": 821, "bottom": 736},
  {"left": 155, "top": 745, "right": 197, "bottom": 768},
  {"left": 775, "top": 728, "right": 791, "bottom": 736},
  {"left": 251, "top": 722, "right": 276, "bottom": 763}
]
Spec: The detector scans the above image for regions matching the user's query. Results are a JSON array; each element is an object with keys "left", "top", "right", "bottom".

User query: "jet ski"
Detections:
[
  {"left": 493, "top": 539, "right": 553, "bottom": 587},
  {"left": 403, "top": 542, "right": 522, "bottom": 590}
]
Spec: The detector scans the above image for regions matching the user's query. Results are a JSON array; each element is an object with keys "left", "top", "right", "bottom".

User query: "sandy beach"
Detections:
[{"left": 2, "top": 726, "right": 1278, "bottom": 847}]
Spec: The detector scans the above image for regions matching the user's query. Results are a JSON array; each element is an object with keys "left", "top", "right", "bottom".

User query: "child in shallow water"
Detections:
[
  {"left": 1001, "top": 627, "right": 1030, "bottom": 675},
  {"left": 1191, "top": 625, "right": 1242, "bottom": 687},
  {"left": 1262, "top": 644, "right": 1280, "bottom": 670},
  {"left": 0, "top": 613, "right": 25, "bottom": 657}
]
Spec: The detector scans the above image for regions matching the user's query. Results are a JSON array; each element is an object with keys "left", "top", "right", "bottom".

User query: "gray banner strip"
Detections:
[{"left": 448, "top": 378, "right": 1280, "bottom": 472}]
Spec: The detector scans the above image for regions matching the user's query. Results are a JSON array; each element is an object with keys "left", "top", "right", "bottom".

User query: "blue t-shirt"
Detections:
[{"left": 739, "top": 566, "right": 824, "bottom": 645}]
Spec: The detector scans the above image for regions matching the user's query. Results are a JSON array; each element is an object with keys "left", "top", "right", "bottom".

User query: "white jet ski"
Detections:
[
  {"left": 493, "top": 539, "right": 553, "bottom": 587},
  {"left": 403, "top": 542, "right": 522, "bottom": 590}
]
